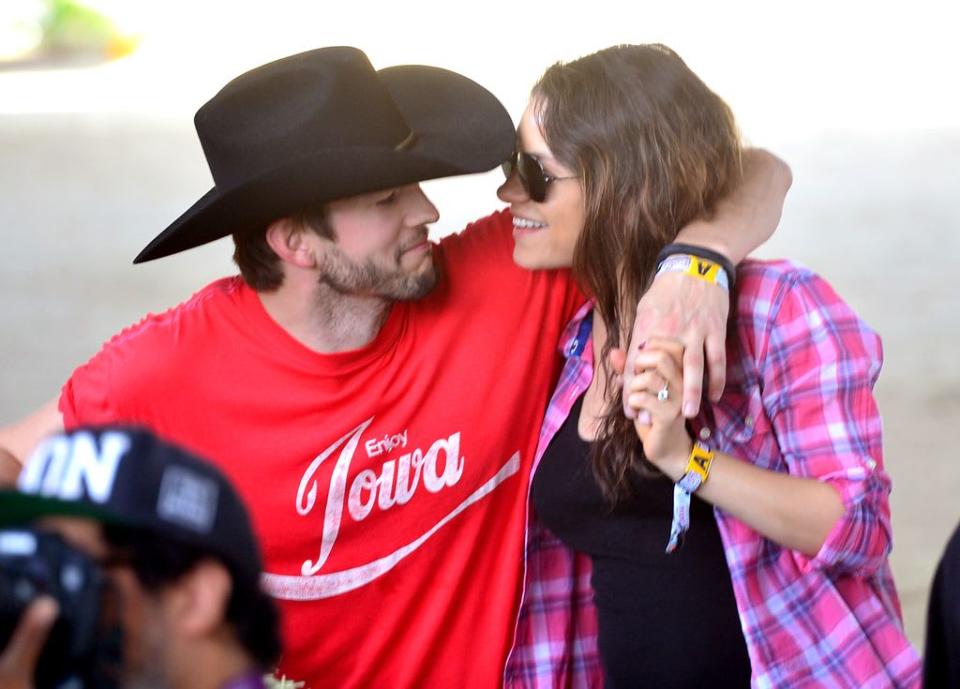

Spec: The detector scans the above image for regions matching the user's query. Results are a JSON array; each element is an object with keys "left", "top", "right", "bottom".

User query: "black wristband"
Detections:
[{"left": 656, "top": 243, "right": 736, "bottom": 290}]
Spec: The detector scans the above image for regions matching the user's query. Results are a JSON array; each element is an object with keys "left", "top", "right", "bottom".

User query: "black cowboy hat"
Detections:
[{"left": 134, "top": 46, "right": 515, "bottom": 263}]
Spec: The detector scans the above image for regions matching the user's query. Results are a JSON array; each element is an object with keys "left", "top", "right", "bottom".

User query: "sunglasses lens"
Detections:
[
  {"left": 520, "top": 153, "right": 547, "bottom": 203},
  {"left": 500, "top": 156, "right": 514, "bottom": 179},
  {"left": 518, "top": 153, "right": 547, "bottom": 202},
  {"left": 502, "top": 151, "right": 547, "bottom": 202}
]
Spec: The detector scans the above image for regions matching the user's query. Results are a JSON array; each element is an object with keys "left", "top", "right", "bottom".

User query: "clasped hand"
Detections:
[{"left": 622, "top": 338, "right": 694, "bottom": 479}]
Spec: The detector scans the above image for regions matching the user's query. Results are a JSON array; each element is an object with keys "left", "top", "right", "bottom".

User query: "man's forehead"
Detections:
[
  {"left": 330, "top": 184, "right": 410, "bottom": 207},
  {"left": 35, "top": 516, "right": 109, "bottom": 559}
]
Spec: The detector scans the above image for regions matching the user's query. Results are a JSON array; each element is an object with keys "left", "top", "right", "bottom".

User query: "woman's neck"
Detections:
[
  {"left": 591, "top": 310, "right": 611, "bottom": 381},
  {"left": 578, "top": 310, "right": 614, "bottom": 441}
]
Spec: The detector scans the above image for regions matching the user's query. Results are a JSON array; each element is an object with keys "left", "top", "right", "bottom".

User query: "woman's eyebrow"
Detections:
[{"left": 521, "top": 148, "right": 557, "bottom": 163}]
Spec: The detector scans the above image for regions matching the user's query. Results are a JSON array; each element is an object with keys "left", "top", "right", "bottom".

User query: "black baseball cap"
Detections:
[{"left": 0, "top": 426, "right": 262, "bottom": 582}]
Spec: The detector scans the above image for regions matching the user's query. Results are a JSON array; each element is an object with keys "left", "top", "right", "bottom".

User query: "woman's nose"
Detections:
[{"left": 497, "top": 170, "right": 528, "bottom": 203}]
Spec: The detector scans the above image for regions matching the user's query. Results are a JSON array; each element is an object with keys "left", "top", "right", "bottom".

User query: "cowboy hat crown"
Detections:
[{"left": 134, "top": 46, "right": 514, "bottom": 263}]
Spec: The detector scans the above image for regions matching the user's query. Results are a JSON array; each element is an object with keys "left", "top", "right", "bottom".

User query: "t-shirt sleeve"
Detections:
[
  {"left": 60, "top": 350, "right": 117, "bottom": 429},
  {"left": 59, "top": 316, "right": 168, "bottom": 430},
  {"left": 435, "top": 209, "right": 586, "bottom": 328}
]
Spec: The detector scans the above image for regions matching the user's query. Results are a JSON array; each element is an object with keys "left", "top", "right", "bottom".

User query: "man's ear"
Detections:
[
  {"left": 168, "top": 559, "right": 233, "bottom": 638},
  {"left": 265, "top": 217, "right": 319, "bottom": 269}
]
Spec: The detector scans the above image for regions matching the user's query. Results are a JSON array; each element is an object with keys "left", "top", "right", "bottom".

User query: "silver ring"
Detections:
[{"left": 657, "top": 384, "right": 669, "bottom": 402}]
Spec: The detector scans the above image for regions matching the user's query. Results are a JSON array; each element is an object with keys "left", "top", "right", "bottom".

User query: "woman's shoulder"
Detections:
[
  {"left": 732, "top": 258, "right": 881, "bottom": 373},
  {"left": 735, "top": 257, "right": 818, "bottom": 292},
  {"left": 733, "top": 258, "right": 847, "bottom": 322}
]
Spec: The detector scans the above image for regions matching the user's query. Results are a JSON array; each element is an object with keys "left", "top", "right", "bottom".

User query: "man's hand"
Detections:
[
  {"left": 623, "top": 272, "right": 729, "bottom": 420},
  {"left": 620, "top": 148, "right": 790, "bottom": 420},
  {"left": 0, "top": 598, "right": 58, "bottom": 689},
  {"left": 0, "top": 448, "right": 21, "bottom": 487}
]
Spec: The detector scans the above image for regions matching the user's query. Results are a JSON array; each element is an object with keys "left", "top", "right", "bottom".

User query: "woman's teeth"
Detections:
[{"left": 513, "top": 217, "right": 547, "bottom": 229}]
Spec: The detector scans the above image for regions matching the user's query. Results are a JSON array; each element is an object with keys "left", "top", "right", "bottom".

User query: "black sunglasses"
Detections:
[{"left": 501, "top": 150, "right": 578, "bottom": 203}]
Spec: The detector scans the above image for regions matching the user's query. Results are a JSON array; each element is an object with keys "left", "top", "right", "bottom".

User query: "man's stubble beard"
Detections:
[{"left": 316, "top": 244, "right": 438, "bottom": 301}]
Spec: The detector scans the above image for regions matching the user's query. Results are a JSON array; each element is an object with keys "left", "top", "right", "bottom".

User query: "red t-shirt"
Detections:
[{"left": 60, "top": 210, "right": 584, "bottom": 688}]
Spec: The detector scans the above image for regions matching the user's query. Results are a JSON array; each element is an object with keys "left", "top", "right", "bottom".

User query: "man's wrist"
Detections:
[
  {"left": 656, "top": 254, "right": 730, "bottom": 292},
  {"left": 656, "top": 243, "right": 736, "bottom": 291},
  {"left": 672, "top": 219, "right": 739, "bottom": 263}
]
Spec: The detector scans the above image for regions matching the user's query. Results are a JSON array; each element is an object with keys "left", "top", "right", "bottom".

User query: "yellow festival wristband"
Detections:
[
  {"left": 666, "top": 441, "right": 716, "bottom": 553},
  {"left": 681, "top": 442, "right": 715, "bottom": 487}
]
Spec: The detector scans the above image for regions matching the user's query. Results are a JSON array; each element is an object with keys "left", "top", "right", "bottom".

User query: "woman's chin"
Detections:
[
  {"left": 511, "top": 245, "right": 572, "bottom": 271},
  {"left": 512, "top": 245, "right": 547, "bottom": 270}
]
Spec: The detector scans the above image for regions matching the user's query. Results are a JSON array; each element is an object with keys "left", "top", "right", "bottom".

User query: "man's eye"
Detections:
[{"left": 376, "top": 191, "right": 398, "bottom": 206}]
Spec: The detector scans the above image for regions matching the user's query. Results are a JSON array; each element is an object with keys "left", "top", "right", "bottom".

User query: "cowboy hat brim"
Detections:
[{"left": 134, "top": 64, "right": 514, "bottom": 263}]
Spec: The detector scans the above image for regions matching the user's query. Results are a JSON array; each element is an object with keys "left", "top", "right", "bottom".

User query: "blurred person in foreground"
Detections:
[
  {"left": 500, "top": 44, "right": 919, "bottom": 687},
  {"left": 0, "top": 47, "right": 790, "bottom": 687},
  {"left": 0, "top": 426, "right": 280, "bottom": 689},
  {"left": 925, "top": 521, "right": 960, "bottom": 688}
]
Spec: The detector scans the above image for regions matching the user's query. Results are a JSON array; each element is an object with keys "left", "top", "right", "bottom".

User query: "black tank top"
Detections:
[{"left": 531, "top": 393, "right": 751, "bottom": 689}]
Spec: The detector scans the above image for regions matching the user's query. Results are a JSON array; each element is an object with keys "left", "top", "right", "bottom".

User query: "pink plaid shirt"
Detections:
[{"left": 503, "top": 259, "right": 921, "bottom": 689}]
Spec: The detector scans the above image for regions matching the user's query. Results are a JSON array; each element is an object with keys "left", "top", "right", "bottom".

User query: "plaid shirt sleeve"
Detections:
[
  {"left": 504, "top": 303, "right": 603, "bottom": 689},
  {"left": 752, "top": 266, "right": 892, "bottom": 577}
]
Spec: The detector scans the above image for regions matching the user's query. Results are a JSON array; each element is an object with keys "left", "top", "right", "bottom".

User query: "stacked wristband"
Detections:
[
  {"left": 665, "top": 441, "right": 715, "bottom": 553},
  {"left": 657, "top": 254, "right": 730, "bottom": 292},
  {"left": 656, "top": 243, "right": 736, "bottom": 291}
]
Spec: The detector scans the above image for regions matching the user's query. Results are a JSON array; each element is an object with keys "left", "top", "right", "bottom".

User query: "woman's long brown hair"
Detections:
[{"left": 533, "top": 44, "right": 742, "bottom": 504}]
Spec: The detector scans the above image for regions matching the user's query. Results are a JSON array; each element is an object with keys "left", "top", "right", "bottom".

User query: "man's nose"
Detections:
[{"left": 409, "top": 185, "right": 439, "bottom": 225}]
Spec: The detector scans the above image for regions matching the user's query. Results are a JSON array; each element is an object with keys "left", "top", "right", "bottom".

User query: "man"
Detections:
[
  {"left": 0, "top": 47, "right": 789, "bottom": 687},
  {"left": 0, "top": 426, "right": 280, "bottom": 689}
]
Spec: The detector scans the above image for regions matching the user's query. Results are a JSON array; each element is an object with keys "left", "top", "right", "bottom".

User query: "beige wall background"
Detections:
[{"left": 1, "top": 0, "right": 958, "bottom": 651}]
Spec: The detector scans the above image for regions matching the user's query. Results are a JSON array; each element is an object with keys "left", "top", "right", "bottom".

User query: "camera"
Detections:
[{"left": 0, "top": 528, "right": 120, "bottom": 689}]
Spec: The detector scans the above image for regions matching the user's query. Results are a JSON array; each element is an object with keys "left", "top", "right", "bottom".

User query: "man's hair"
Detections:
[
  {"left": 533, "top": 44, "right": 742, "bottom": 504},
  {"left": 103, "top": 524, "right": 281, "bottom": 669},
  {"left": 232, "top": 203, "right": 334, "bottom": 291}
]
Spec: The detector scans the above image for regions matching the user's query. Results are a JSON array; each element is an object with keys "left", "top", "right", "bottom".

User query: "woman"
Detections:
[{"left": 500, "top": 45, "right": 921, "bottom": 688}]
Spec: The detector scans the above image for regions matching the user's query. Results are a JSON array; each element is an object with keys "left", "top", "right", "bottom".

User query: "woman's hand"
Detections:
[{"left": 626, "top": 337, "right": 693, "bottom": 478}]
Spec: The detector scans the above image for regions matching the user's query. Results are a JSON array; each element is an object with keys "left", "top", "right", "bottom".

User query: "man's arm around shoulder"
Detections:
[
  {"left": 0, "top": 398, "right": 64, "bottom": 483},
  {"left": 675, "top": 147, "right": 792, "bottom": 263}
]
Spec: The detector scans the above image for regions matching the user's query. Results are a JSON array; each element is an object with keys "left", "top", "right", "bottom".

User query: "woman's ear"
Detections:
[{"left": 265, "top": 217, "right": 318, "bottom": 269}]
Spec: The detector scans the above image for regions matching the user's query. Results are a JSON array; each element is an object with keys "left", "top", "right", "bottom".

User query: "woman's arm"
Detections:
[
  {"left": 693, "top": 454, "right": 844, "bottom": 558},
  {"left": 627, "top": 338, "right": 843, "bottom": 557},
  {"left": 629, "top": 268, "right": 892, "bottom": 572}
]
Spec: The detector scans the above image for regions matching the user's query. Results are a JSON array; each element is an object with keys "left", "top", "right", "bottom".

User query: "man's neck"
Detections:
[{"left": 258, "top": 281, "right": 392, "bottom": 353}]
